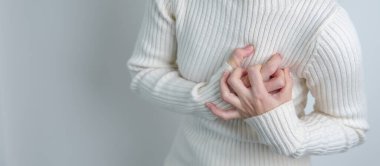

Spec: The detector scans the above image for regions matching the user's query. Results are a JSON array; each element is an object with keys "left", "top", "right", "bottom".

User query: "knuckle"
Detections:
[
  {"left": 277, "top": 79, "right": 285, "bottom": 87},
  {"left": 228, "top": 75, "right": 239, "bottom": 85},
  {"left": 247, "top": 66, "right": 255, "bottom": 74},
  {"left": 233, "top": 67, "right": 242, "bottom": 75},
  {"left": 267, "top": 65, "right": 277, "bottom": 74},
  {"left": 252, "top": 92, "right": 265, "bottom": 100},
  {"left": 248, "top": 64, "right": 260, "bottom": 74},
  {"left": 221, "top": 93, "right": 230, "bottom": 102}
]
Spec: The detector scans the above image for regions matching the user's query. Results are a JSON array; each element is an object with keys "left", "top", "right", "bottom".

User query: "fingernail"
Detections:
[{"left": 245, "top": 45, "right": 254, "bottom": 51}]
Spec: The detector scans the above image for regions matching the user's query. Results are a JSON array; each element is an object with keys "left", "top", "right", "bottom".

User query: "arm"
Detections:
[
  {"left": 243, "top": 7, "right": 369, "bottom": 158},
  {"left": 126, "top": 0, "right": 234, "bottom": 120}
]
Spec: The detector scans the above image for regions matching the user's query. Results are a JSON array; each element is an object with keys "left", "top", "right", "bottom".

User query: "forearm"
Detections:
[
  {"left": 128, "top": 61, "right": 235, "bottom": 120},
  {"left": 244, "top": 100, "right": 368, "bottom": 158}
]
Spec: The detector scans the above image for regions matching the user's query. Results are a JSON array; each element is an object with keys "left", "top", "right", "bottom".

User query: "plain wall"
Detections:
[{"left": 0, "top": 0, "right": 379, "bottom": 166}]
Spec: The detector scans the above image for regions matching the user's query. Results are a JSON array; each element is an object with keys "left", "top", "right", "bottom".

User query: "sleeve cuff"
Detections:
[{"left": 243, "top": 100, "right": 305, "bottom": 153}]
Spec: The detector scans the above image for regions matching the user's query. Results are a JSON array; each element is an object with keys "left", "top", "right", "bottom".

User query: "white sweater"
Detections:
[{"left": 126, "top": 0, "right": 370, "bottom": 165}]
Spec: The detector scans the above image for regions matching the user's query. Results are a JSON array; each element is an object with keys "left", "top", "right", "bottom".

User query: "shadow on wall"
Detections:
[{"left": 0, "top": 0, "right": 182, "bottom": 166}]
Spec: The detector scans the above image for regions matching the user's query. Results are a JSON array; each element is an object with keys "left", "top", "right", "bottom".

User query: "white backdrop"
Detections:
[{"left": 0, "top": 0, "right": 379, "bottom": 166}]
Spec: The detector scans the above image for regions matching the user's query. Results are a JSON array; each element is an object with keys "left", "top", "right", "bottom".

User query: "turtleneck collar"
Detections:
[
  {"left": 235, "top": 0, "right": 297, "bottom": 10},
  {"left": 256, "top": 0, "right": 296, "bottom": 6}
]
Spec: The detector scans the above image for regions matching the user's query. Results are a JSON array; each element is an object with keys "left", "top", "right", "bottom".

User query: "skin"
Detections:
[{"left": 205, "top": 44, "right": 293, "bottom": 120}]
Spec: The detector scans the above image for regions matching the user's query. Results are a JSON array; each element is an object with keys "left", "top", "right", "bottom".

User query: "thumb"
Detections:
[
  {"left": 243, "top": 44, "right": 254, "bottom": 52},
  {"left": 229, "top": 45, "right": 255, "bottom": 68},
  {"left": 236, "top": 45, "right": 255, "bottom": 63},
  {"left": 241, "top": 44, "right": 254, "bottom": 58}
]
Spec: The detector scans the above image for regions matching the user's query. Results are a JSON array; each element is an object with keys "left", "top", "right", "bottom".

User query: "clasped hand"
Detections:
[{"left": 206, "top": 44, "right": 293, "bottom": 120}]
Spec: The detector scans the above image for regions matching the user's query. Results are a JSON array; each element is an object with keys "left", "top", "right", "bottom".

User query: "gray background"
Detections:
[{"left": 0, "top": 0, "right": 379, "bottom": 166}]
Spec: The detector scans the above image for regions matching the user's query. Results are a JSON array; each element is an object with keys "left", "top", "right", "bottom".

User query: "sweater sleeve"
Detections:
[
  {"left": 126, "top": 0, "right": 234, "bottom": 120},
  {"left": 243, "top": 7, "right": 369, "bottom": 158}
]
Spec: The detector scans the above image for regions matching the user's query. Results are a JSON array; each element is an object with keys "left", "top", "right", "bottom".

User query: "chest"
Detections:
[{"left": 173, "top": 0, "right": 314, "bottom": 82}]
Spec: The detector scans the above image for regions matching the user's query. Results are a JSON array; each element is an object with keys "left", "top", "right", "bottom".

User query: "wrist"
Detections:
[{"left": 243, "top": 100, "right": 304, "bottom": 144}]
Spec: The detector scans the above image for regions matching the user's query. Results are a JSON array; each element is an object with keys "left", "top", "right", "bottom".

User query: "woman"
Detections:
[{"left": 127, "top": 0, "right": 369, "bottom": 165}]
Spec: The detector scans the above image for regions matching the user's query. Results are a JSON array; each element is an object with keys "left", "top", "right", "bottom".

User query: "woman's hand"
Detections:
[
  {"left": 206, "top": 53, "right": 293, "bottom": 120},
  {"left": 225, "top": 44, "right": 286, "bottom": 93}
]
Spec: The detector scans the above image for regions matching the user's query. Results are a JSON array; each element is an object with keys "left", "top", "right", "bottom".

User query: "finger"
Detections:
[
  {"left": 278, "top": 67, "right": 293, "bottom": 98},
  {"left": 247, "top": 64, "right": 268, "bottom": 97},
  {"left": 206, "top": 102, "right": 242, "bottom": 121},
  {"left": 229, "top": 45, "right": 255, "bottom": 68},
  {"left": 261, "top": 53, "right": 283, "bottom": 81},
  {"left": 220, "top": 71, "right": 242, "bottom": 108},
  {"left": 264, "top": 69, "right": 285, "bottom": 92},
  {"left": 228, "top": 67, "right": 251, "bottom": 97},
  {"left": 282, "top": 68, "right": 293, "bottom": 92},
  {"left": 237, "top": 44, "right": 255, "bottom": 59}
]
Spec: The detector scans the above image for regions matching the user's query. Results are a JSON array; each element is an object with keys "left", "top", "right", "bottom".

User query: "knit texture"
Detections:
[{"left": 126, "top": 0, "right": 369, "bottom": 165}]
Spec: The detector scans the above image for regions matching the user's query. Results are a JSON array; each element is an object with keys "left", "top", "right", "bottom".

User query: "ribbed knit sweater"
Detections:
[{"left": 126, "top": 0, "right": 370, "bottom": 165}]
